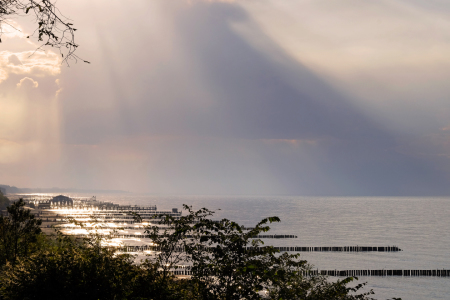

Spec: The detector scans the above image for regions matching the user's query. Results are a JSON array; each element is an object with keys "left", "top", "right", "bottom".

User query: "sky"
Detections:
[{"left": 1, "top": 0, "right": 450, "bottom": 196}]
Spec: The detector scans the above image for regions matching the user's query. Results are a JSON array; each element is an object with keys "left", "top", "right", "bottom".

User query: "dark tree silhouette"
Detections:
[
  {"left": 0, "top": 191, "right": 9, "bottom": 211},
  {"left": 144, "top": 205, "right": 378, "bottom": 300},
  {"left": 0, "top": 199, "right": 42, "bottom": 266}
]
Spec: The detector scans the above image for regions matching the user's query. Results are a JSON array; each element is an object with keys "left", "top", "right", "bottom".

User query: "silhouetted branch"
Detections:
[{"left": 0, "top": 0, "right": 88, "bottom": 64}]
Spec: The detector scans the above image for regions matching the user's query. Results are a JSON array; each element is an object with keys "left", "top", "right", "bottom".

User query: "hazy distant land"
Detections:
[{"left": 0, "top": 184, "right": 129, "bottom": 195}]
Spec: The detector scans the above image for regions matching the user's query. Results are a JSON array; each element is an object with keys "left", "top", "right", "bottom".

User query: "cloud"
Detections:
[
  {"left": 240, "top": 0, "right": 450, "bottom": 74},
  {"left": 8, "top": 54, "right": 22, "bottom": 65},
  {"left": 2, "top": 0, "right": 450, "bottom": 195},
  {"left": 191, "top": 0, "right": 235, "bottom": 3},
  {"left": 51, "top": 0, "right": 450, "bottom": 196},
  {"left": 0, "top": 51, "right": 61, "bottom": 84},
  {"left": 396, "top": 133, "right": 450, "bottom": 159},
  {"left": 0, "top": 18, "right": 60, "bottom": 83},
  {"left": 5, "top": 51, "right": 60, "bottom": 75},
  {"left": 17, "top": 77, "right": 39, "bottom": 89},
  {"left": 61, "top": 1, "right": 387, "bottom": 143},
  {"left": 0, "top": 21, "right": 28, "bottom": 40}
]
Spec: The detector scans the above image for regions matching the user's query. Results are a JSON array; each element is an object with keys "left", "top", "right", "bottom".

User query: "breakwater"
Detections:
[
  {"left": 268, "top": 246, "right": 402, "bottom": 252},
  {"left": 121, "top": 245, "right": 401, "bottom": 252},
  {"left": 103, "top": 234, "right": 298, "bottom": 239},
  {"left": 169, "top": 269, "right": 450, "bottom": 277},
  {"left": 320, "top": 269, "right": 450, "bottom": 277}
]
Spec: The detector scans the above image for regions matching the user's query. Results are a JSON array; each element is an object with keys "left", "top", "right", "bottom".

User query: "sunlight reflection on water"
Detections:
[{"left": 20, "top": 194, "right": 450, "bottom": 300}]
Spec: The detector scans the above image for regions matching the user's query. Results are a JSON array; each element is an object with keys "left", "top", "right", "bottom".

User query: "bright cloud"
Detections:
[
  {"left": 17, "top": 77, "right": 39, "bottom": 88},
  {"left": 0, "top": 20, "right": 28, "bottom": 40},
  {"left": 0, "top": 19, "right": 61, "bottom": 84},
  {"left": 0, "top": 51, "right": 60, "bottom": 83}
]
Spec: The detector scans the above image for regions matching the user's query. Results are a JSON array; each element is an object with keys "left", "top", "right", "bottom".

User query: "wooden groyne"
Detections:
[
  {"left": 247, "top": 246, "right": 402, "bottom": 252},
  {"left": 107, "top": 234, "right": 298, "bottom": 239},
  {"left": 253, "top": 235, "right": 297, "bottom": 239},
  {"left": 121, "top": 245, "right": 401, "bottom": 253},
  {"left": 320, "top": 269, "right": 450, "bottom": 277},
  {"left": 166, "top": 269, "right": 450, "bottom": 277}
]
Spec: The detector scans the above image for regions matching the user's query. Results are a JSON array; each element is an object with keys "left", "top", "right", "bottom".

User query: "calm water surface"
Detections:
[{"left": 37, "top": 195, "right": 450, "bottom": 299}]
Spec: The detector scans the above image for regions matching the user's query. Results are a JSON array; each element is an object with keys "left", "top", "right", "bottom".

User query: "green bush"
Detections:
[
  {"left": 0, "top": 199, "right": 42, "bottom": 266},
  {"left": 0, "top": 204, "right": 396, "bottom": 300},
  {"left": 145, "top": 205, "right": 377, "bottom": 300},
  {"left": 0, "top": 191, "right": 9, "bottom": 211}
]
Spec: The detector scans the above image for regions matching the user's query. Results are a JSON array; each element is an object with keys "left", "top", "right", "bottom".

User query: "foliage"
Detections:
[
  {"left": 145, "top": 205, "right": 378, "bottom": 300},
  {"left": 267, "top": 265, "right": 373, "bottom": 300},
  {"left": 0, "top": 191, "right": 9, "bottom": 211},
  {"left": 0, "top": 203, "right": 397, "bottom": 300},
  {"left": 1, "top": 233, "right": 142, "bottom": 300},
  {"left": 0, "top": 231, "right": 198, "bottom": 300},
  {"left": 0, "top": 199, "right": 42, "bottom": 266},
  {"left": 0, "top": 0, "right": 86, "bottom": 63}
]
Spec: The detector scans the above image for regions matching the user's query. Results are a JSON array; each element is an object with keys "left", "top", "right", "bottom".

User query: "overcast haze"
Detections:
[{"left": 1, "top": 0, "right": 450, "bottom": 195}]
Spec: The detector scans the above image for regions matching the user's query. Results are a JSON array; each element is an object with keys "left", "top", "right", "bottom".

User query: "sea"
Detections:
[{"left": 14, "top": 194, "right": 450, "bottom": 299}]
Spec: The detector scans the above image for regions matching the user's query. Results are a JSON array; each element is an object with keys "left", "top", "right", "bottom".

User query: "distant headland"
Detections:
[{"left": 0, "top": 184, "right": 130, "bottom": 195}]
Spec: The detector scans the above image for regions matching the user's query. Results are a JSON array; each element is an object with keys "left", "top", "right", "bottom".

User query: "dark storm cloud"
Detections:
[
  {"left": 56, "top": 1, "right": 450, "bottom": 195},
  {"left": 62, "top": 2, "right": 388, "bottom": 142},
  {"left": 171, "top": 3, "right": 378, "bottom": 140}
]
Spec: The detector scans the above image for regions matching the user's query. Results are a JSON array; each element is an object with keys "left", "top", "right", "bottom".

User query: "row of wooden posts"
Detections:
[
  {"left": 109, "top": 234, "right": 297, "bottom": 239},
  {"left": 259, "top": 246, "right": 402, "bottom": 252},
  {"left": 169, "top": 269, "right": 450, "bottom": 277},
  {"left": 320, "top": 269, "right": 450, "bottom": 277},
  {"left": 121, "top": 245, "right": 401, "bottom": 252}
]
